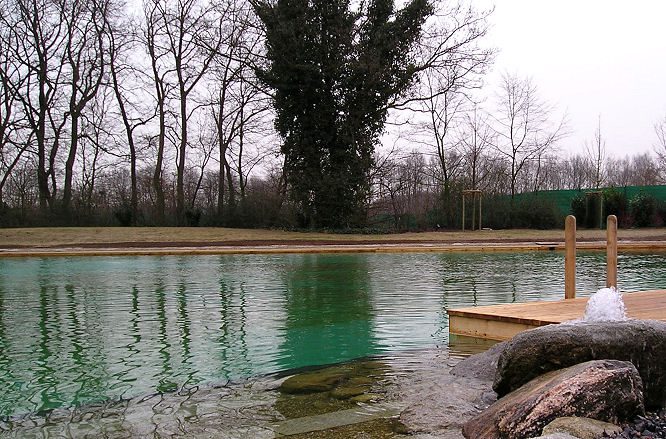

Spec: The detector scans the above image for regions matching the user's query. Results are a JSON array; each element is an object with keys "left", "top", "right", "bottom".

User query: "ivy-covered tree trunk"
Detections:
[{"left": 253, "top": 0, "right": 432, "bottom": 228}]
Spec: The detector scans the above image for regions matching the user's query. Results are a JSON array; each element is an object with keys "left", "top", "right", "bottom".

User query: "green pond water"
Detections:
[{"left": 0, "top": 251, "right": 665, "bottom": 420}]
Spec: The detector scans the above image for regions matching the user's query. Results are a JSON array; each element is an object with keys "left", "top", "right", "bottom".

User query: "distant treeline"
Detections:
[
  {"left": 2, "top": 146, "right": 664, "bottom": 230},
  {"left": 2, "top": 0, "right": 665, "bottom": 230}
]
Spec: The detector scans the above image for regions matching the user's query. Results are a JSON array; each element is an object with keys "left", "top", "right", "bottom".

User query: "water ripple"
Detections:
[{"left": 0, "top": 251, "right": 664, "bottom": 418}]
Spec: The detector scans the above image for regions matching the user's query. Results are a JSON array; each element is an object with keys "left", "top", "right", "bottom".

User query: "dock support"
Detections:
[
  {"left": 565, "top": 215, "right": 576, "bottom": 299},
  {"left": 607, "top": 214, "right": 618, "bottom": 288}
]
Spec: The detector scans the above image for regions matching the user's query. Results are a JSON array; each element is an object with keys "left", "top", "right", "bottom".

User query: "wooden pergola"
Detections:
[{"left": 461, "top": 189, "right": 482, "bottom": 231}]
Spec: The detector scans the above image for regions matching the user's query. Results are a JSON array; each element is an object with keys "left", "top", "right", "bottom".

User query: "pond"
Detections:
[{"left": 0, "top": 251, "right": 665, "bottom": 421}]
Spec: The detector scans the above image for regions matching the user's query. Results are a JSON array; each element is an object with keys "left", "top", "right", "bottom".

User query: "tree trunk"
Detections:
[
  {"left": 62, "top": 109, "right": 79, "bottom": 214},
  {"left": 153, "top": 102, "right": 166, "bottom": 224},
  {"left": 176, "top": 86, "right": 187, "bottom": 225}
]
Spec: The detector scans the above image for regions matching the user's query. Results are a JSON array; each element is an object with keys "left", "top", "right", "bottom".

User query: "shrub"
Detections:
[
  {"left": 113, "top": 204, "right": 133, "bottom": 227},
  {"left": 184, "top": 208, "right": 202, "bottom": 227},
  {"left": 603, "top": 188, "right": 628, "bottom": 224},
  {"left": 630, "top": 192, "right": 656, "bottom": 227},
  {"left": 483, "top": 195, "right": 561, "bottom": 230},
  {"left": 570, "top": 192, "right": 586, "bottom": 221},
  {"left": 570, "top": 191, "right": 612, "bottom": 228},
  {"left": 515, "top": 196, "right": 561, "bottom": 229}
]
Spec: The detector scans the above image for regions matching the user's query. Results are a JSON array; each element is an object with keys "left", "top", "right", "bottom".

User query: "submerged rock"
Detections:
[
  {"left": 493, "top": 320, "right": 666, "bottom": 408},
  {"left": 463, "top": 360, "right": 644, "bottom": 439},
  {"left": 279, "top": 360, "right": 388, "bottom": 396},
  {"left": 350, "top": 393, "right": 382, "bottom": 403},
  {"left": 330, "top": 385, "right": 369, "bottom": 400},
  {"left": 280, "top": 366, "right": 353, "bottom": 394}
]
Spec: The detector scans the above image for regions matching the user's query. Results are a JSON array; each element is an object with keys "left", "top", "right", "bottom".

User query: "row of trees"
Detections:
[
  {"left": 0, "top": 0, "right": 279, "bottom": 226},
  {"left": 0, "top": 0, "right": 496, "bottom": 227},
  {"left": 1, "top": 0, "right": 665, "bottom": 229},
  {"left": 372, "top": 149, "right": 665, "bottom": 231}
]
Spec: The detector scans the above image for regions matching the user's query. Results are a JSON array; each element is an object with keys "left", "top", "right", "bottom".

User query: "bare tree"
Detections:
[
  {"left": 187, "top": 115, "right": 216, "bottom": 211},
  {"left": 654, "top": 115, "right": 666, "bottom": 174},
  {"left": 210, "top": 0, "right": 269, "bottom": 223},
  {"left": 418, "top": 85, "right": 465, "bottom": 225},
  {"left": 108, "top": 6, "right": 155, "bottom": 224},
  {"left": 630, "top": 153, "right": 660, "bottom": 186},
  {"left": 389, "top": 2, "right": 494, "bottom": 112},
  {"left": 384, "top": 2, "right": 494, "bottom": 227},
  {"left": 5, "top": 159, "right": 38, "bottom": 217},
  {"left": 492, "top": 73, "right": 567, "bottom": 201},
  {"left": 529, "top": 153, "right": 566, "bottom": 191},
  {"left": 142, "top": 0, "right": 171, "bottom": 223},
  {"left": 60, "top": 0, "right": 109, "bottom": 213},
  {"left": 5, "top": 0, "right": 68, "bottom": 211},
  {"left": 605, "top": 156, "right": 632, "bottom": 188},
  {"left": 154, "top": 0, "right": 226, "bottom": 224},
  {"left": 585, "top": 115, "right": 606, "bottom": 189},
  {"left": 76, "top": 86, "right": 117, "bottom": 214},
  {"left": 458, "top": 104, "right": 493, "bottom": 190},
  {"left": 0, "top": 13, "right": 29, "bottom": 205},
  {"left": 372, "top": 151, "right": 434, "bottom": 230},
  {"left": 372, "top": 154, "right": 409, "bottom": 229},
  {"left": 563, "top": 154, "right": 592, "bottom": 190}
]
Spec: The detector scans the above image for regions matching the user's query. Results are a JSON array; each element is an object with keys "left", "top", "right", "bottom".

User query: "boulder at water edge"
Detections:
[
  {"left": 493, "top": 320, "right": 666, "bottom": 408},
  {"left": 462, "top": 360, "right": 644, "bottom": 439},
  {"left": 541, "top": 416, "right": 621, "bottom": 439},
  {"left": 450, "top": 340, "right": 507, "bottom": 382}
]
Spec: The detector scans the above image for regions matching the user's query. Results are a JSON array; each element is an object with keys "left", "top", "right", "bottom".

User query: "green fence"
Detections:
[{"left": 515, "top": 185, "right": 666, "bottom": 218}]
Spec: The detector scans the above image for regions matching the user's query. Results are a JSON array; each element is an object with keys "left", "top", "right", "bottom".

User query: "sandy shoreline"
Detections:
[
  {"left": 2, "top": 239, "right": 666, "bottom": 258},
  {"left": 1, "top": 226, "right": 666, "bottom": 257}
]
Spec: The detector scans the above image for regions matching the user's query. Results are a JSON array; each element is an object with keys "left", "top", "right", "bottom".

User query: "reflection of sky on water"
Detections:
[{"left": 0, "top": 251, "right": 665, "bottom": 417}]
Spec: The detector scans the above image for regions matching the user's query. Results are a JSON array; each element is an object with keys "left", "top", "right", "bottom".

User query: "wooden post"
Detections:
[
  {"left": 565, "top": 215, "right": 576, "bottom": 299},
  {"left": 462, "top": 190, "right": 483, "bottom": 231},
  {"left": 479, "top": 193, "right": 482, "bottom": 230},
  {"left": 462, "top": 194, "right": 466, "bottom": 231},
  {"left": 472, "top": 194, "right": 477, "bottom": 231},
  {"left": 607, "top": 214, "right": 618, "bottom": 288}
]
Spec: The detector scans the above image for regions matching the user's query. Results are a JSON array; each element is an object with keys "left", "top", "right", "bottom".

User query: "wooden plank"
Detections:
[
  {"left": 448, "top": 290, "right": 666, "bottom": 340},
  {"left": 449, "top": 315, "right": 537, "bottom": 340}
]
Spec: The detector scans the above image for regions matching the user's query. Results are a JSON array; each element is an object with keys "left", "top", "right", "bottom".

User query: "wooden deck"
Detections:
[{"left": 447, "top": 289, "right": 666, "bottom": 341}]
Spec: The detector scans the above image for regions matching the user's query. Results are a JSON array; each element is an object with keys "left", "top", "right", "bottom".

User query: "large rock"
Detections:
[
  {"left": 396, "top": 349, "right": 497, "bottom": 438},
  {"left": 463, "top": 360, "right": 644, "bottom": 439},
  {"left": 541, "top": 417, "right": 621, "bottom": 439},
  {"left": 450, "top": 341, "right": 507, "bottom": 382},
  {"left": 493, "top": 320, "right": 666, "bottom": 408}
]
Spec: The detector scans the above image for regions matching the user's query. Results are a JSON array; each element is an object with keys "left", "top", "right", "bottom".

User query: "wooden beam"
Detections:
[{"left": 449, "top": 314, "right": 537, "bottom": 341}]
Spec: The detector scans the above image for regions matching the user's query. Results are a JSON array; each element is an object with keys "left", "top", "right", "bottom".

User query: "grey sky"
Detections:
[{"left": 478, "top": 0, "right": 666, "bottom": 158}]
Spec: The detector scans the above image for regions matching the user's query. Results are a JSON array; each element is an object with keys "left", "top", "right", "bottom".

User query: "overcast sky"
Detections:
[{"left": 477, "top": 0, "right": 666, "bottom": 158}]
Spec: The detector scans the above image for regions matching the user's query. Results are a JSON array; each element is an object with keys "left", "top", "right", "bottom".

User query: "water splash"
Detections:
[{"left": 583, "top": 287, "right": 627, "bottom": 322}]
